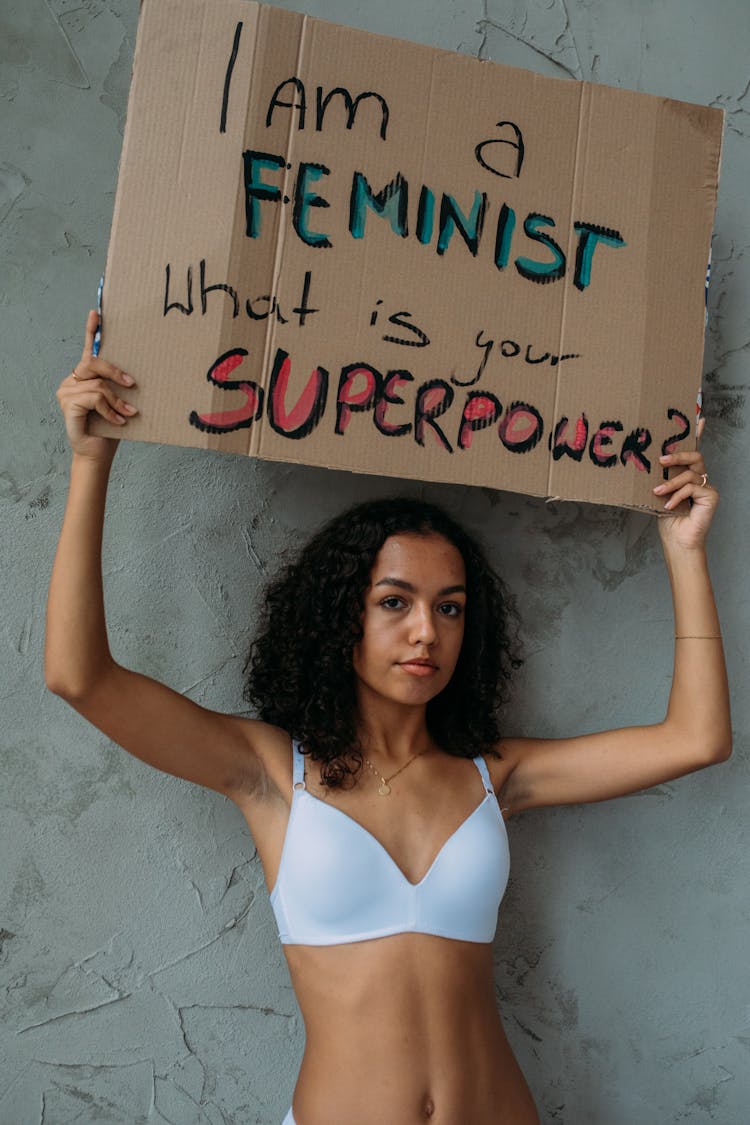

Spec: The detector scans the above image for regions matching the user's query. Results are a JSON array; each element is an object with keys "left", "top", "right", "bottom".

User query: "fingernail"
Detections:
[
  {"left": 664, "top": 499, "right": 673, "bottom": 509},
  {"left": 659, "top": 455, "right": 670, "bottom": 462},
  {"left": 653, "top": 485, "right": 665, "bottom": 493},
  {"left": 122, "top": 374, "right": 135, "bottom": 385},
  {"left": 123, "top": 403, "right": 138, "bottom": 414}
]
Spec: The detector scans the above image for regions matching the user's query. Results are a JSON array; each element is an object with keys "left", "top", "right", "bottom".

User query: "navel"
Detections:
[{"left": 422, "top": 1094, "right": 435, "bottom": 1118}]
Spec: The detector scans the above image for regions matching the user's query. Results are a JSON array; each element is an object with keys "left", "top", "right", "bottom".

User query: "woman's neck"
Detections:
[{"left": 355, "top": 691, "right": 433, "bottom": 764}]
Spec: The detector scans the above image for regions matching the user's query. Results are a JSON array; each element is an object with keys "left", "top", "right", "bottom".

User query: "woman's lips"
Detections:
[{"left": 398, "top": 661, "right": 438, "bottom": 677}]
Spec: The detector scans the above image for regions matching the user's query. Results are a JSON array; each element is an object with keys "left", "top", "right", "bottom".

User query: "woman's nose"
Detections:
[{"left": 408, "top": 604, "right": 437, "bottom": 646}]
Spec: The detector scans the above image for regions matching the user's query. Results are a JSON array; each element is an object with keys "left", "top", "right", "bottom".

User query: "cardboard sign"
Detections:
[{"left": 95, "top": 0, "right": 723, "bottom": 509}]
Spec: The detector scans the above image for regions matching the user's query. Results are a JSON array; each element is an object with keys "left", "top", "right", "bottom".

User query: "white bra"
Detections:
[{"left": 269, "top": 740, "right": 510, "bottom": 946}]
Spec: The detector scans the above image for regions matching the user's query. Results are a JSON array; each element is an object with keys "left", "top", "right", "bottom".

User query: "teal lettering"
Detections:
[
  {"left": 494, "top": 203, "right": 516, "bottom": 270},
  {"left": 242, "top": 150, "right": 284, "bottom": 239},
  {"left": 515, "top": 213, "right": 565, "bottom": 283},
  {"left": 293, "top": 162, "right": 332, "bottom": 248},
  {"left": 349, "top": 172, "right": 409, "bottom": 239},
  {"left": 573, "top": 222, "right": 626, "bottom": 290},
  {"left": 437, "top": 191, "right": 488, "bottom": 256}
]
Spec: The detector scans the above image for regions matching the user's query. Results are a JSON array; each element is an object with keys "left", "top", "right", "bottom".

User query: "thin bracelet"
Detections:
[{"left": 675, "top": 634, "right": 722, "bottom": 639}]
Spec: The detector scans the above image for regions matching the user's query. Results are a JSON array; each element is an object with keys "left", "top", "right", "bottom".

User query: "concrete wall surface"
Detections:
[{"left": 1, "top": 0, "right": 748, "bottom": 1122}]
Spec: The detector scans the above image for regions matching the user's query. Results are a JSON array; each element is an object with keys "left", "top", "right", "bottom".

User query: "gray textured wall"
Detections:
[{"left": 1, "top": 1, "right": 747, "bottom": 1122}]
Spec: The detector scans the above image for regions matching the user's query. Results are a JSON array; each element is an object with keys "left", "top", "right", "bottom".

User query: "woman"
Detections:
[{"left": 46, "top": 311, "right": 731, "bottom": 1125}]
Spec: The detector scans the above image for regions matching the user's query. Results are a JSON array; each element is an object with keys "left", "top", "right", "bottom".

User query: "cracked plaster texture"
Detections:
[{"left": 1, "top": 0, "right": 748, "bottom": 1121}]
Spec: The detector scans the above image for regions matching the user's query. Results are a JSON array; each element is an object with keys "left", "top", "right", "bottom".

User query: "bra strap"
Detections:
[
  {"left": 472, "top": 754, "right": 494, "bottom": 795},
  {"left": 291, "top": 739, "right": 306, "bottom": 791}
]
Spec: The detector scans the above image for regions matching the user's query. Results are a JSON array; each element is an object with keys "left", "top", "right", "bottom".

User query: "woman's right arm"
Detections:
[{"left": 45, "top": 312, "right": 269, "bottom": 800}]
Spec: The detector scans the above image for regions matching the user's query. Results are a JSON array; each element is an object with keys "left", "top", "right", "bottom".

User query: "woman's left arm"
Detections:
[{"left": 499, "top": 439, "right": 732, "bottom": 815}]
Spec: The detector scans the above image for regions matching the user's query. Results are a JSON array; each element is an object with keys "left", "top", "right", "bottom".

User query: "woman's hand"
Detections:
[
  {"left": 653, "top": 419, "right": 718, "bottom": 552},
  {"left": 56, "top": 310, "right": 138, "bottom": 464}
]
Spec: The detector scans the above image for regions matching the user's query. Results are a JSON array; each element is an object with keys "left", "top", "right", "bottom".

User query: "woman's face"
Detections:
[{"left": 352, "top": 532, "right": 467, "bottom": 708}]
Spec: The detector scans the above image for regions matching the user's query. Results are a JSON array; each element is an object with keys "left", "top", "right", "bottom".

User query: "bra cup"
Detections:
[
  {"left": 278, "top": 795, "right": 407, "bottom": 939},
  {"left": 416, "top": 798, "right": 509, "bottom": 940}
]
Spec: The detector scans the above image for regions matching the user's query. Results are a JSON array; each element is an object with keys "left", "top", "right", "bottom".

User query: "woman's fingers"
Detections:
[
  {"left": 660, "top": 479, "right": 717, "bottom": 511},
  {"left": 72, "top": 356, "right": 135, "bottom": 388},
  {"left": 653, "top": 467, "right": 717, "bottom": 511},
  {"left": 59, "top": 377, "right": 138, "bottom": 425},
  {"left": 61, "top": 315, "right": 138, "bottom": 423},
  {"left": 654, "top": 470, "right": 713, "bottom": 508},
  {"left": 74, "top": 312, "right": 135, "bottom": 387},
  {"left": 82, "top": 309, "right": 99, "bottom": 357},
  {"left": 86, "top": 392, "right": 127, "bottom": 426},
  {"left": 54, "top": 313, "right": 137, "bottom": 460},
  {"left": 75, "top": 386, "right": 136, "bottom": 426},
  {"left": 655, "top": 450, "right": 706, "bottom": 502},
  {"left": 656, "top": 421, "right": 717, "bottom": 543},
  {"left": 654, "top": 467, "right": 707, "bottom": 496},
  {"left": 659, "top": 450, "right": 706, "bottom": 473},
  {"left": 653, "top": 439, "right": 717, "bottom": 510}
]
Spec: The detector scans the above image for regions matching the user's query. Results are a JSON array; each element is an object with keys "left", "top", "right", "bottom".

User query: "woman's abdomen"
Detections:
[{"left": 284, "top": 934, "right": 540, "bottom": 1125}]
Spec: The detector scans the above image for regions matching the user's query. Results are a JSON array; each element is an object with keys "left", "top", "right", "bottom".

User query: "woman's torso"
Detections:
[
  {"left": 234, "top": 726, "right": 539, "bottom": 1125},
  {"left": 285, "top": 937, "right": 538, "bottom": 1125}
]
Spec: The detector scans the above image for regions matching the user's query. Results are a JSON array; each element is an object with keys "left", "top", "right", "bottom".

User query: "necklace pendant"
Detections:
[{"left": 378, "top": 782, "right": 391, "bottom": 796}]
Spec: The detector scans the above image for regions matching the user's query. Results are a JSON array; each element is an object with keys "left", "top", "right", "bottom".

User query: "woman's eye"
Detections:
[
  {"left": 438, "top": 602, "right": 464, "bottom": 618},
  {"left": 380, "top": 596, "right": 405, "bottom": 610}
]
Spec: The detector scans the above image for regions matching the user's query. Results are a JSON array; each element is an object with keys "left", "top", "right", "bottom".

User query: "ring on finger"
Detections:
[
  {"left": 699, "top": 472, "right": 709, "bottom": 488},
  {"left": 71, "top": 367, "right": 82, "bottom": 382}
]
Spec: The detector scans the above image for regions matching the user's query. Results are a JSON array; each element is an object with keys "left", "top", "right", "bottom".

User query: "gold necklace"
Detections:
[{"left": 363, "top": 747, "right": 430, "bottom": 796}]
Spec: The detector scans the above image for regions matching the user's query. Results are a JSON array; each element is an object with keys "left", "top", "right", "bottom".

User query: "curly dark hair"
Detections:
[{"left": 243, "top": 497, "right": 521, "bottom": 787}]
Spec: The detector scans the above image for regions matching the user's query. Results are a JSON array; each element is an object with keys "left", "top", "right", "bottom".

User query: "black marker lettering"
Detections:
[
  {"left": 550, "top": 414, "right": 588, "bottom": 462},
  {"left": 660, "top": 408, "right": 691, "bottom": 480},
  {"left": 200, "top": 259, "right": 238, "bottom": 317},
  {"left": 620, "top": 427, "right": 652, "bottom": 473},
  {"left": 382, "top": 310, "right": 430, "bottom": 348},
  {"left": 458, "top": 391, "right": 502, "bottom": 451},
  {"left": 189, "top": 349, "right": 263, "bottom": 435},
  {"left": 475, "top": 121, "right": 525, "bottom": 179},
  {"left": 498, "top": 401, "right": 544, "bottom": 453},
  {"left": 164, "top": 263, "right": 193, "bottom": 316},
  {"left": 268, "top": 348, "right": 328, "bottom": 439},
  {"left": 220, "top": 21, "right": 243, "bottom": 134},
  {"left": 336, "top": 364, "right": 381, "bottom": 434},
  {"left": 375, "top": 370, "right": 414, "bottom": 437},
  {"left": 590, "top": 421, "right": 623, "bottom": 468},
  {"left": 291, "top": 270, "right": 319, "bottom": 327},
  {"left": 266, "top": 77, "right": 307, "bottom": 129},
  {"left": 414, "top": 379, "right": 454, "bottom": 452},
  {"left": 315, "top": 87, "right": 389, "bottom": 139}
]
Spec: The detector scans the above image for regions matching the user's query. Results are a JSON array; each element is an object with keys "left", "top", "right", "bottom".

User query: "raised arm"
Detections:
[
  {"left": 497, "top": 437, "right": 731, "bottom": 814},
  {"left": 45, "top": 312, "right": 272, "bottom": 800}
]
